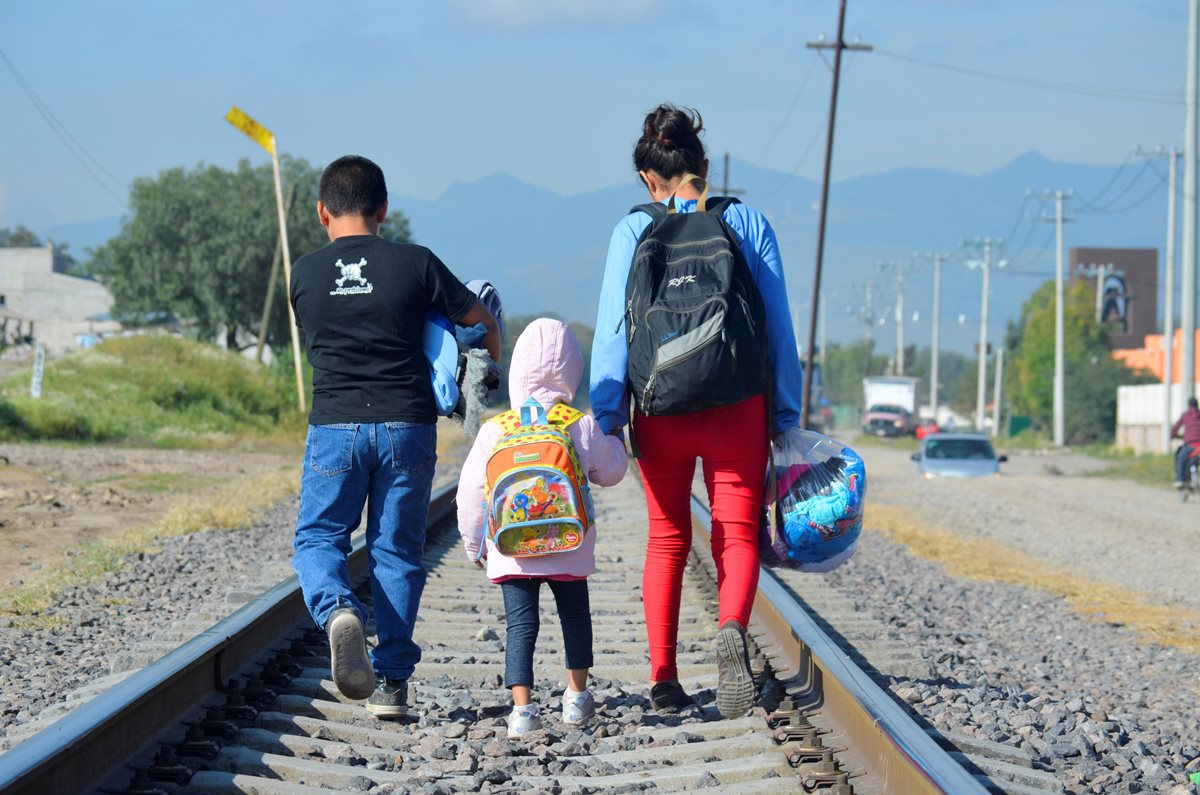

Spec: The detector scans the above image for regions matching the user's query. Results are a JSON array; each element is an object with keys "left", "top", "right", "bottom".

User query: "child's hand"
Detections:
[{"left": 473, "top": 558, "right": 485, "bottom": 569}]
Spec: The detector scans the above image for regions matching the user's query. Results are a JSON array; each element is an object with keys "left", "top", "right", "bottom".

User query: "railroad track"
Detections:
[{"left": 0, "top": 470, "right": 1033, "bottom": 794}]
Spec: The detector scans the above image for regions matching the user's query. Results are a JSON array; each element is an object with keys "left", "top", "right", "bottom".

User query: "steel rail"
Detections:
[
  {"left": 690, "top": 494, "right": 988, "bottom": 795},
  {"left": 0, "top": 483, "right": 458, "bottom": 795}
]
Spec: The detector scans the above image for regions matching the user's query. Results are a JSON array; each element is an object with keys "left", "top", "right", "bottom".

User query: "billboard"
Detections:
[{"left": 1069, "top": 247, "right": 1157, "bottom": 350}]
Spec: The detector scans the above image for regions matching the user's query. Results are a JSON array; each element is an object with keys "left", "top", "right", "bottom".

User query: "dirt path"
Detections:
[
  {"left": 859, "top": 439, "right": 1200, "bottom": 612},
  {"left": 0, "top": 443, "right": 299, "bottom": 590}
]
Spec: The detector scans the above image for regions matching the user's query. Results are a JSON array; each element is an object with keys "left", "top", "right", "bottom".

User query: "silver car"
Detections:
[{"left": 911, "top": 433, "right": 1007, "bottom": 478}]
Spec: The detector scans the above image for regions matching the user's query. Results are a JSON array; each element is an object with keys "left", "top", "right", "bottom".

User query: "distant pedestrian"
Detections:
[
  {"left": 589, "top": 104, "right": 804, "bottom": 718},
  {"left": 457, "top": 319, "right": 627, "bottom": 738},
  {"left": 1172, "top": 396, "right": 1200, "bottom": 488},
  {"left": 289, "top": 155, "right": 500, "bottom": 717}
]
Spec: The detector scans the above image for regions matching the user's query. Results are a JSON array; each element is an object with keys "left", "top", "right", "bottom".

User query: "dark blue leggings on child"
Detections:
[{"left": 500, "top": 578, "right": 592, "bottom": 688}]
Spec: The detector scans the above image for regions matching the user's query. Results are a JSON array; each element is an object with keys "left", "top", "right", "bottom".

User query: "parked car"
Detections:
[
  {"left": 911, "top": 433, "right": 1007, "bottom": 478},
  {"left": 914, "top": 419, "right": 941, "bottom": 440}
]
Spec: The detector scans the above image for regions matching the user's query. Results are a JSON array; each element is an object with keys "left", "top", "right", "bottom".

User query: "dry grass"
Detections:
[
  {"left": 0, "top": 467, "right": 299, "bottom": 625},
  {"left": 868, "top": 503, "right": 1200, "bottom": 654}
]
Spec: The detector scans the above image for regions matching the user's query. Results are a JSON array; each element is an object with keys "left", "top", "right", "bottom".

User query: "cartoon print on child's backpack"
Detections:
[{"left": 484, "top": 399, "right": 593, "bottom": 558}]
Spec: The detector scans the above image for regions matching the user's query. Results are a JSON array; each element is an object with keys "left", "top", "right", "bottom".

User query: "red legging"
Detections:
[{"left": 633, "top": 393, "right": 766, "bottom": 682}]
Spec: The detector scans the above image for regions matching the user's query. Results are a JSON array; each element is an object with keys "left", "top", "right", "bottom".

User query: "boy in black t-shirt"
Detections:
[{"left": 290, "top": 155, "right": 499, "bottom": 717}]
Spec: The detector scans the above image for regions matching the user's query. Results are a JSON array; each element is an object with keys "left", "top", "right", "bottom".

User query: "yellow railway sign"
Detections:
[{"left": 224, "top": 106, "right": 275, "bottom": 155}]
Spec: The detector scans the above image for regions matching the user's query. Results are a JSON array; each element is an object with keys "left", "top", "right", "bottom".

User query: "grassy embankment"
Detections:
[
  {"left": 0, "top": 335, "right": 306, "bottom": 447},
  {"left": 0, "top": 336, "right": 305, "bottom": 623}
]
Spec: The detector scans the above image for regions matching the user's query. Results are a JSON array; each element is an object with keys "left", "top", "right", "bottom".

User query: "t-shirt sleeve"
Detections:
[{"left": 422, "top": 250, "right": 477, "bottom": 322}]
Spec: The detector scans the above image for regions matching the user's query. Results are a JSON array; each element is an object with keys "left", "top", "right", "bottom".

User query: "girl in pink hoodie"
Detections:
[{"left": 457, "top": 318, "right": 627, "bottom": 738}]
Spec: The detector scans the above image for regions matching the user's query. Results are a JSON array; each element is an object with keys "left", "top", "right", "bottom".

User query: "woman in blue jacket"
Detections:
[{"left": 589, "top": 104, "right": 804, "bottom": 719}]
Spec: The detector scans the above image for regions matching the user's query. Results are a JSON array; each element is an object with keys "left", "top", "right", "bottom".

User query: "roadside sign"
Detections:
[{"left": 30, "top": 343, "right": 44, "bottom": 398}]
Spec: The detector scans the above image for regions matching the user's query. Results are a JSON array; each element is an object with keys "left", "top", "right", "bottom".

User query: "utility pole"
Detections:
[
  {"left": 1165, "top": 148, "right": 1180, "bottom": 450},
  {"left": 992, "top": 347, "right": 1005, "bottom": 438},
  {"left": 1183, "top": 0, "right": 1199, "bottom": 403},
  {"left": 1135, "top": 147, "right": 1181, "bottom": 450},
  {"left": 819, "top": 293, "right": 828, "bottom": 370},
  {"left": 801, "top": 1, "right": 873, "bottom": 429},
  {"left": 879, "top": 260, "right": 908, "bottom": 374},
  {"left": 915, "top": 252, "right": 948, "bottom": 418},
  {"left": 720, "top": 153, "right": 746, "bottom": 199},
  {"left": 965, "top": 237, "right": 1006, "bottom": 432},
  {"left": 1034, "top": 189, "right": 1074, "bottom": 446}
]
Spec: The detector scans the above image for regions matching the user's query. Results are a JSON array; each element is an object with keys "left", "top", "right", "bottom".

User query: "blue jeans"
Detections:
[
  {"left": 292, "top": 422, "right": 436, "bottom": 680},
  {"left": 1178, "top": 443, "right": 1197, "bottom": 484},
  {"left": 499, "top": 578, "right": 593, "bottom": 688}
]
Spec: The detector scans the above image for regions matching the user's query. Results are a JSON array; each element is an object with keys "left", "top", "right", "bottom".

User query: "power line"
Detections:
[
  {"left": 756, "top": 55, "right": 821, "bottom": 161},
  {"left": 1074, "top": 150, "right": 1135, "bottom": 211},
  {"left": 1079, "top": 158, "right": 1155, "bottom": 213},
  {"left": 874, "top": 48, "right": 1182, "bottom": 106},
  {"left": 0, "top": 47, "right": 127, "bottom": 205}
]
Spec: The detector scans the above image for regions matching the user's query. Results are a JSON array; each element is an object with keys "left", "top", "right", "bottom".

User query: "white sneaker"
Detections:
[
  {"left": 506, "top": 704, "right": 542, "bottom": 739},
  {"left": 562, "top": 689, "right": 596, "bottom": 725}
]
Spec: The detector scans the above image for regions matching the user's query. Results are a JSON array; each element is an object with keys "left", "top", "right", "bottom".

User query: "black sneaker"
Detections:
[
  {"left": 715, "top": 621, "right": 756, "bottom": 719},
  {"left": 366, "top": 676, "right": 409, "bottom": 719},
  {"left": 649, "top": 680, "right": 695, "bottom": 714},
  {"left": 326, "top": 607, "right": 374, "bottom": 700}
]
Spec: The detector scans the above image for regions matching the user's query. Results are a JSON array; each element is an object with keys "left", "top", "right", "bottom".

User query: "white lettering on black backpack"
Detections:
[{"left": 624, "top": 175, "right": 769, "bottom": 416}]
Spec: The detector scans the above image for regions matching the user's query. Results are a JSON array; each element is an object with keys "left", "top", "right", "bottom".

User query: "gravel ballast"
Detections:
[{"left": 2, "top": 440, "right": 1198, "bottom": 794}]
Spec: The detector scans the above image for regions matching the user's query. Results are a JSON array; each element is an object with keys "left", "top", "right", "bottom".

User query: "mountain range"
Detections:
[{"left": 47, "top": 151, "right": 1183, "bottom": 355}]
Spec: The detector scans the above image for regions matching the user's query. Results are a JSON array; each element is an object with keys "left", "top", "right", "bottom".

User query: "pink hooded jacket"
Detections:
[{"left": 457, "top": 318, "right": 627, "bottom": 581}]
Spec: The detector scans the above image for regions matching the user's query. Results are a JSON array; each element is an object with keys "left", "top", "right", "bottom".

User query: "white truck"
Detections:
[{"left": 862, "top": 376, "right": 920, "bottom": 437}]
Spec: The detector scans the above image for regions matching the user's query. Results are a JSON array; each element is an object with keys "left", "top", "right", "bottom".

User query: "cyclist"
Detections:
[{"left": 1171, "top": 396, "right": 1200, "bottom": 488}]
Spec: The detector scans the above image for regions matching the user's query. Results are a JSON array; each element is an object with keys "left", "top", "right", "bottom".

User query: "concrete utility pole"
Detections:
[
  {"left": 965, "top": 237, "right": 1006, "bottom": 432},
  {"left": 801, "top": 1, "right": 873, "bottom": 429},
  {"left": 1034, "top": 189, "right": 1075, "bottom": 446},
  {"left": 992, "top": 347, "right": 1005, "bottom": 438},
  {"left": 878, "top": 260, "right": 908, "bottom": 374},
  {"left": 1165, "top": 148, "right": 1180, "bottom": 449},
  {"left": 1183, "top": 0, "right": 1199, "bottom": 402},
  {"left": 1136, "top": 146, "right": 1181, "bottom": 450},
  {"left": 931, "top": 253, "right": 944, "bottom": 418}
]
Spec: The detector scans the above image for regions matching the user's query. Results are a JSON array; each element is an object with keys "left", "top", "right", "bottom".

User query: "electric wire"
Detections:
[
  {"left": 874, "top": 48, "right": 1182, "bottom": 106},
  {"left": 1074, "top": 150, "right": 1135, "bottom": 211},
  {"left": 1079, "top": 159, "right": 1154, "bottom": 213},
  {"left": 0, "top": 47, "right": 127, "bottom": 205},
  {"left": 756, "top": 54, "right": 821, "bottom": 161}
]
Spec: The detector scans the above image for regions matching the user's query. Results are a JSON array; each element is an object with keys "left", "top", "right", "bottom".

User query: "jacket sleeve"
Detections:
[
  {"left": 589, "top": 215, "right": 644, "bottom": 435},
  {"left": 574, "top": 416, "right": 628, "bottom": 487},
  {"left": 732, "top": 207, "right": 803, "bottom": 432},
  {"left": 456, "top": 425, "right": 499, "bottom": 560}
]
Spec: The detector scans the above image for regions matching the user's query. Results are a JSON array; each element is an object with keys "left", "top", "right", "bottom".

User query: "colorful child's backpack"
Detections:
[{"left": 483, "top": 398, "right": 594, "bottom": 558}]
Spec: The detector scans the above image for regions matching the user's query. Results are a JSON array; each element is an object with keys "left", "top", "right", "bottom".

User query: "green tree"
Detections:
[
  {"left": 1007, "top": 279, "right": 1154, "bottom": 444},
  {"left": 821, "top": 340, "right": 891, "bottom": 408},
  {"left": 87, "top": 158, "right": 410, "bottom": 350}
]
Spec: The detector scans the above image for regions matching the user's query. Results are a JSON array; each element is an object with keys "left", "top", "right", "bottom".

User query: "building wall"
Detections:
[
  {"left": 0, "top": 245, "right": 118, "bottom": 353},
  {"left": 1116, "top": 381, "right": 1200, "bottom": 453},
  {"left": 1113, "top": 328, "right": 1200, "bottom": 382}
]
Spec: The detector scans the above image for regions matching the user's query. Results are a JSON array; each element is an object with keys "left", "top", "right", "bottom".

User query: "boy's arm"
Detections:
[{"left": 457, "top": 299, "right": 501, "bottom": 364}]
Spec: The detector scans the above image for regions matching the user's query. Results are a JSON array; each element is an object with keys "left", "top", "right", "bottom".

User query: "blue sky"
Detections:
[{"left": 0, "top": 0, "right": 1187, "bottom": 238}]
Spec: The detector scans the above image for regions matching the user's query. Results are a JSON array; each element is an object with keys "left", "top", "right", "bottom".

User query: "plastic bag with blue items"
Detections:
[{"left": 760, "top": 428, "right": 866, "bottom": 572}]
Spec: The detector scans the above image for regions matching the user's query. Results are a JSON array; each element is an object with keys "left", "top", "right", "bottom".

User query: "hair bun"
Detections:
[{"left": 634, "top": 103, "right": 707, "bottom": 180}]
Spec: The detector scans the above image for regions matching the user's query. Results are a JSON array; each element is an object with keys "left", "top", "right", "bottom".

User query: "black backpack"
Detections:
[{"left": 624, "top": 192, "right": 769, "bottom": 416}]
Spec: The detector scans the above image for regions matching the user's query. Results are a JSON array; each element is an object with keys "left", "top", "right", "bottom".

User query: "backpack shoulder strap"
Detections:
[
  {"left": 488, "top": 409, "right": 522, "bottom": 434},
  {"left": 629, "top": 202, "right": 667, "bottom": 220},
  {"left": 705, "top": 196, "right": 741, "bottom": 216},
  {"left": 547, "top": 403, "right": 584, "bottom": 429}
]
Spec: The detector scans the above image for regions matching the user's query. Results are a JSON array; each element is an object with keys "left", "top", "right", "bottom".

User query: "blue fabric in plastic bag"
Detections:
[{"left": 761, "top": 429, "right": 866, "bottom": 572}]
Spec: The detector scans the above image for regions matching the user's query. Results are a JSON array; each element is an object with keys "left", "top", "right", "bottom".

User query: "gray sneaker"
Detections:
[
  {"left": 506, "top": 704, "right": 543, "bottom": 738},
  {"left": 562, "top": 690, "right": 596, "bottom": 725},
  {"left": 715, "top": 621, "right": 756, "bottom": 719},
  {"left": 326, "top": 607, "right": 374, "bottom": 700},
  {"left": 366, "top": 676, "right": 409, "bottom": 719}
]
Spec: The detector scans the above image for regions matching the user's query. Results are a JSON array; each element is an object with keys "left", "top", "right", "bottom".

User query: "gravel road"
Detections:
[{"left": 824, "top": 441, "right": 1200, "bottom": 794}]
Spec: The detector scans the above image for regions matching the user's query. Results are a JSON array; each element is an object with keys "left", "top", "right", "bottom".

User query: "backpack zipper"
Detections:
[{"left": 641, "top": 310, "right": 728, "bottom": 407}]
